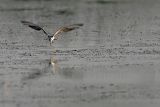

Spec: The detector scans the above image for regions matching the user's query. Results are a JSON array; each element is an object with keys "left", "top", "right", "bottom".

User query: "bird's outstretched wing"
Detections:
[
  {"left": 21, "top": 20, "right": 49, "bottom": 36},
  {"left": 51, "top": 23, "right": 83, "bottom": 42}
]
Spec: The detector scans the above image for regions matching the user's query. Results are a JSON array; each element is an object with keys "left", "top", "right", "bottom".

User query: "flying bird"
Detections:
[{"left": 21, "top": 20, "right": 83, "bottom": 43}]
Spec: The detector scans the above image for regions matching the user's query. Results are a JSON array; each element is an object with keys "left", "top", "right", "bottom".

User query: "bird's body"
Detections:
[{"left": 21, "top": 20, "right": 83, "bottom": 43}]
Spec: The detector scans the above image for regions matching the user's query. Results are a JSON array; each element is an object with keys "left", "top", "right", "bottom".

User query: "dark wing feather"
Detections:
[
  {"left": 28, "top": 25, "right": 42, "bottom": 31},
  {"left": 21, "top": 20, "right": 42, "bottom": 31},
  {"left": 70, "top": 23, "right": 83, "bottom": 27},
  {"left": 21, "top": 20, "right": 49, "bottom": 36}
]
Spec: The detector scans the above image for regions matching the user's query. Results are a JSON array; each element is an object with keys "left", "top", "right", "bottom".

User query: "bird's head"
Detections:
[{"left": 51, "top": 36, "right": 55, "bottom": 43}]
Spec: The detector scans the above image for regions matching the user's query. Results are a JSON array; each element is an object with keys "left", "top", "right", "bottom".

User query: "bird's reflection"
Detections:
[
  {"left": 22, "top": 57, "right": 83, "bottom": 81},
  {"left": 22, "top": 48, "right": 83, "bottom": 81},
  {"left": 22, "top": 57, "right": 58, "bottom": 81},
  {"left": 3, "top": 78, "right": 12, "bottom": 99},
  {"left": 50, "top": 56, "right": 59, "bottom": 74}
]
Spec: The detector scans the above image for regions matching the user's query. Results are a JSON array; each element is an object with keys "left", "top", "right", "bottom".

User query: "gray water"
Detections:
[{"left": 1, "top": 0, "right": 160, "bottom": 107}]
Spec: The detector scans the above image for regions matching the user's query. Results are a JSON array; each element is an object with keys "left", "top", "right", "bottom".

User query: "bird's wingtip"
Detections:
[
  {"left": 21, "top": 20, "right": 30, "bottom": 25},
  {"left": 74, "top": 23, "right": 84, "bottom": 27},
  {"left": 78, "top": 23, "right": 84, "bottom": 26},
  {"left": 21, "top": 20, "right": 27, "bottom": 23},
  {"left": 21, "top": 20, "right": 25, "bottom": 24}
]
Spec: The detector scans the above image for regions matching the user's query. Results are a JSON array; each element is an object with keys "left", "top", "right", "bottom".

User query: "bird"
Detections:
[{"left": 21, "top": 20, "right": 83, "bottom": 43}]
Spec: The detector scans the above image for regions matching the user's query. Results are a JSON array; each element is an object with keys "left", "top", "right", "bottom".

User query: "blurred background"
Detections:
[{"left": 1, "top": 0, "right": 160, "bottom": 107}]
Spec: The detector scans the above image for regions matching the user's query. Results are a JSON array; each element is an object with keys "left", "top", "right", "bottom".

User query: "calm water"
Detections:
[{"left": 0, "top": 0, "right": 160, "bottom": 107}]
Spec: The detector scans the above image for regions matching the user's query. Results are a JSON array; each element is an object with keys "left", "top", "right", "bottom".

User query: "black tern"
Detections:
[{"left": 21, "top": 20, "right": 83, "bottom": 43}]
